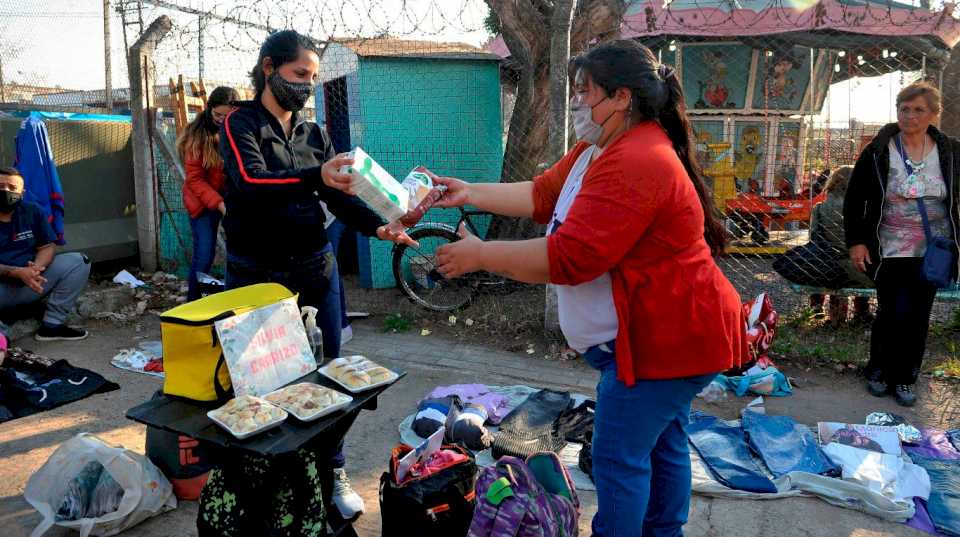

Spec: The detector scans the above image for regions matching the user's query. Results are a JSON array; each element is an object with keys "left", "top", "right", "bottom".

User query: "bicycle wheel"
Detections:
[{"left": 392, "top": 226, "right": 477, "bottom": 312}]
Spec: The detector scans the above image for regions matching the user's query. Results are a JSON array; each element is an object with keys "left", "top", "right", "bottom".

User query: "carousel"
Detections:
[{"left": 623, "top": 0, "right": 960, "bottom": 253}]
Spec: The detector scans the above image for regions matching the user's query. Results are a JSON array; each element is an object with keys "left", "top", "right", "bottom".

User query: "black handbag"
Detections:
[{"left": 380, "top": 443, "right": 477, "bottom": 537}]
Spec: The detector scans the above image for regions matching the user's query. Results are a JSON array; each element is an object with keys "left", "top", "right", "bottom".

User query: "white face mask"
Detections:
[{"left": 570, "top": 96, "right": 615, "bottom": 145}]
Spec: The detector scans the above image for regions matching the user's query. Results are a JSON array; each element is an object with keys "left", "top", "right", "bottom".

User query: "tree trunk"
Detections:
[
  {"left": 940, "top": 44, "right": 960, "bottom": 135},
  {"left": 484, "top": 0, "right": 626, "bottom": 240},
  {"left": 548, "top": 0, "right": 576, "bottom": 164}
]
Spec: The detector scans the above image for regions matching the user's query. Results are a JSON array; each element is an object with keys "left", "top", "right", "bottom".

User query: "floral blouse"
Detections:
[{"left": 879, "top": 141, "right": 952, "bottom": 258}]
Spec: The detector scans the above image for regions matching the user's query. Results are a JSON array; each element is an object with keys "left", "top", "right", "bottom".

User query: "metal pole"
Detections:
[
  {"left": 104, "top": 0, "right": 114, "bottom": 110},
  {"left": 198, "top": 15, "right": 204, "bottom": 83},
  {"left": 0, "top": 55, "right": 6, "bottom": 103}
]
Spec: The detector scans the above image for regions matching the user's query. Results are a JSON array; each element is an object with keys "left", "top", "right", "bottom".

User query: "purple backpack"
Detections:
[{"left": 468, "top": 451, "right": 580, "bottom": 537}]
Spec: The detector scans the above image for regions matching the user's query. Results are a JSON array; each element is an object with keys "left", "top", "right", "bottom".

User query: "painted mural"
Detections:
[
  {"left": 774, "top": 122, "right": 802, "bottom": 196},
  {"left": 733, "top": 122, "right": 766, "bottom": 194},
  {"left": 753, "top": 47, "right": 811, "bottom": 111},
  {"left": 681, "top": 44, "right": 752, "bottom": 110}
]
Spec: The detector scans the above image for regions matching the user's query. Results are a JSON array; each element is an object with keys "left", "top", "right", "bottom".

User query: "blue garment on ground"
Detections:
[
  {"left": 741, "top": 410, "right": 838, "bottom": 478},
  {"left": 908, "top": 456, "right": 960, "bottom": 536},
  {"left": 687, "top": 412, "right": 778, "bottom": 494},
  {"left": 14, "top": 114, "right": 65, "bottom": 245},
  {"left": 715, "top": 367, "right": 793, "bottom": 397}
]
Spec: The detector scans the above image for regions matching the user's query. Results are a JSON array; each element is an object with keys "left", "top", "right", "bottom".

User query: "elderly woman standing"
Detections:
[{"left": 844, "top": 81, "right": 960, "bottom": 407}]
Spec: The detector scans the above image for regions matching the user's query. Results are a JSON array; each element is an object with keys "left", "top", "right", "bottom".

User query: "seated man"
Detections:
[{"left": 0, "top": 167, "right": 89, "bottom": 341}]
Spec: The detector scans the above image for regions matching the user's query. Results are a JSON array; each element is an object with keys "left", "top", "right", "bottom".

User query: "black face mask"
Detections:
[
  {"left": 0, "top": 191, "right": 22, "bottom": 212},
  {"left": 267, "top": 71, "right": 313, "bottom": 112}
]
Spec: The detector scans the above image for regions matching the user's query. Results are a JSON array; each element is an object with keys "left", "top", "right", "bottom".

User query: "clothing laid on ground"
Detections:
[
  {"left": 491, "top": 389, "right": 571, "bottom": 460},
  {"left": 425, "top": 384, "right": 511, "bottom": 425},
  {"left": 822, "top": 442, "right": 930, "bottom": 502},
  {"left": 449, "top": 403, "right": 493, "bottom": 451},
  {"left": 740, "top": 410, "right": 838, "bottom": 478},
  {"left": 904, "top": 428, "right": 960, "bottom": 461},
  {"left": 585, "top": 342, "right": 717, "bottom": 536},
  {"left": 532, "top": 123, "right": 747, "bottom": 384},
  {"left": 880, "top": 142, "right": 952, "bottom": 258},
  {"left": 686, "top": 412, "right": 778, "bottom": 494},
  {"left": 0, "top": 358, "right": 119, "bottom": 422},
  {"left": 866, "top": 257, "right": 938, "bottom": 386},
  {"left": 908, "top": 456, "right": 960, "bottom": 536},
  {"left": 0, "top": 252, "right": 90, "bottom": 327},
  {"left": 544, "top": 144, "right": 618, "bottom": 352},
  {"left": 219, "top": 100, "right": 383, "bottom": 261},
  {"left": 15, "top": 115, "right": 65, "bottom": 244},
  {"left": 412, "top": 395, "right": 461, "bottom": 439},
  {"left": 0, "top": 201, "right": 56, "bottom": 267}
]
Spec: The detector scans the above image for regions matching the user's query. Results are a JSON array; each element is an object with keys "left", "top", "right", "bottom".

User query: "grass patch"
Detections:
[{"left": 382, "top": 313, "right": 412, "bottom": 333}]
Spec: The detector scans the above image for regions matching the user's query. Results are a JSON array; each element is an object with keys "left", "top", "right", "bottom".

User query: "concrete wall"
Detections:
[{"left": 0, "top": 117, "right": 137, "bottom": 262}]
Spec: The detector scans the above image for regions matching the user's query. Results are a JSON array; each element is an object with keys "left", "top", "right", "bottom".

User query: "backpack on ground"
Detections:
[
  {"left": 380, "top": 443, "right": 478, "bottom": 537},
  {"left": 468, "top": 451, "right": 580, "bottom": 537}
]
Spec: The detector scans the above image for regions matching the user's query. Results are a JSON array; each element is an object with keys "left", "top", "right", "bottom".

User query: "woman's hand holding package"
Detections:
[
  {"left": 436, "top": 223, "right": 484, "bottom": 278},
  {"left": 321, "top": 153, "right": 356, "bottom": 194}
]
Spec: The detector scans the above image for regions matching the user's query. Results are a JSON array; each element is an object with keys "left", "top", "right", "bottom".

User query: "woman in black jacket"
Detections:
[
  {"left": 844, "top": 81, "right": 960, "bottom": 407},
  {"left": 216, "top": 30, "right": 411, "bottom": 526}
]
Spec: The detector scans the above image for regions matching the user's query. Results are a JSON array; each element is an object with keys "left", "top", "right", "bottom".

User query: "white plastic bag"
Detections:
[{"left": 25, "top": 433, "right": 177, "bottom": 537}]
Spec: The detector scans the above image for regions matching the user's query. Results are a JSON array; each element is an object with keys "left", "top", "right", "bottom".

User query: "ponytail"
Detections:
[
  {"left": 572, "top": 40, "right": 729, "bottom": 257},
  {"left": 656, "top": 67, "right": 728, "bottom": 256}
]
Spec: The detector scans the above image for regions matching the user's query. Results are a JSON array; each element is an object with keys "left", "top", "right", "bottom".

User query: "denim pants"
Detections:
[
  {"left": 325, "top": 219, "right": 349, "bottom": 330},
  {"left": 584, "top": 341, "right": 716, "bottom": 537},
  {"left": 867, "top": 257, "right": 938, "bottom": 386},
  {"left": 225, "top": 244, "right": 345, "bottom": 467},
  {"left": 187, "top": 209, "right": 222, "bottom": 302}
]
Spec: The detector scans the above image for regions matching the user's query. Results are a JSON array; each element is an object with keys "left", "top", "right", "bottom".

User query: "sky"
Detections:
[{"left": 0, "top": 0, "right": 913, "bottom": 125}]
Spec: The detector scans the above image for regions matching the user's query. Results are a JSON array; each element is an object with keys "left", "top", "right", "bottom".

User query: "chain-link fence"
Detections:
[{"left": 2, "top": 0, "right": 958, "bottom": 323}]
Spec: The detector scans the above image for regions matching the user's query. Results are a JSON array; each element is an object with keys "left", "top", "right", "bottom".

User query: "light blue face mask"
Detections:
[{"left": 570, "top": 96, "right": 616, "bottom": 145}]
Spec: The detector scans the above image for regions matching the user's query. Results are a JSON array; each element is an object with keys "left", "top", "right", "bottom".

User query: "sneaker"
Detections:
[
  {"left": 866, "top": 372, "right": 888, "bottom": 398},
  {"left": 35, "top": 324, "right": 88, "bottom": 342},
  {"left": 341, "top": 325, "right": 354, "bottom": 345},
  {"left": 895, "top": 384, "right": 917, "bottom": 407},
  {"left": 331, "top": 468, "right": 364, "bottom": 520}
]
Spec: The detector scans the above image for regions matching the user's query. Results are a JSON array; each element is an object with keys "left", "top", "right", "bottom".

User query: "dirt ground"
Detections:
[{"left": 1, "top": 313, "right": 955, "bottom": 537}]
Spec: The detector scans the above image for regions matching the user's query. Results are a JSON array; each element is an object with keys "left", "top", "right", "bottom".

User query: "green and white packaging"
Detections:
[{"left": 339, "top": 147, "right": 410, "bottom": 222}]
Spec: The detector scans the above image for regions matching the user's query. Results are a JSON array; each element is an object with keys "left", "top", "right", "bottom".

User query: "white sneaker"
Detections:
[
  {"left": 341, "top": 325, "right": 354, "bottom": 345},
  {"left": 332, "top": 468, "right": 364, "bottom": 519}
]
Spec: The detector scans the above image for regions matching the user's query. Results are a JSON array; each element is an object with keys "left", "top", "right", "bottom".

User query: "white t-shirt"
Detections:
[{"left": 546, "top": 146, "right": 619, "bottom": 353}]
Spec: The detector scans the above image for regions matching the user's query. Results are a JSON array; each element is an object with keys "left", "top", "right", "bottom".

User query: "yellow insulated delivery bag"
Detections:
[{"left": 160, "top": 283, "right": 296, "bottom": 402}]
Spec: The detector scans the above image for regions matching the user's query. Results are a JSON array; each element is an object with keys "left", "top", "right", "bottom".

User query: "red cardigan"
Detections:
[
  {"left": 534, "top": 121, "right": 747, "bottom": 385},
  {"left": 182, "top": 154, "right": 226, "bottom": 219}
]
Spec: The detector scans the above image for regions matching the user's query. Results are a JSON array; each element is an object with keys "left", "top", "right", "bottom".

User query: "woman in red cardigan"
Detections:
[
  {"left": 434, "top": 41, "right": 747, "bottom": 536},
  {"left": 177, "top": 86, "right": 239, "bottom": 301}
]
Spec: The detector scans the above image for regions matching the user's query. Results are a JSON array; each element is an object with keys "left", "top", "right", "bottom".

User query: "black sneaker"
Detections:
[
  {"left": 866, "top": 372, "right": 888, "bottom": 397},
  {"left": 35, "top": 324, "right": 89, "bottom": 342},
  {"left": 894, "top": 384, "right": 917, "bottom": 407}
]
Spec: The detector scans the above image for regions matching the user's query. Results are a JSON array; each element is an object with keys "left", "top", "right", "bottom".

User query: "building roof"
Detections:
[{"left": 330, "top": 38, "right": 500, "bottom": 61}]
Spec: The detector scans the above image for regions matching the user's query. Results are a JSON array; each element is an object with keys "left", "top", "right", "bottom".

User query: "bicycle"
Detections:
[{"left": 391, "top": 207, "right": 518, "bottom": 311}]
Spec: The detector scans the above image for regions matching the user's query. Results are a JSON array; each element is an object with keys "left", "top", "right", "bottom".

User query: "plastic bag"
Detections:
[
  {"left": 866, "top": 412, "right": 922, "bottom": 444},
  {"left": 25, "top": 433, "right": 176, "bottom": 537},
  {"left": 56, "top": 460, "right": 103, "bottom": 521},
  {"left": 716, "top": 367, "right": 793, "bottom": 397},
  {"left": 697, "top": 379, "right": 728, "bottom": 402},
  {"left": 89, "top": 468, "right": 125, "bottom": 518},
  {"left": 743, "top": 293, "right": 779, "bottom": 364},
  {"left": 301, "top": 306, "right": 323, "bottom": 359}
]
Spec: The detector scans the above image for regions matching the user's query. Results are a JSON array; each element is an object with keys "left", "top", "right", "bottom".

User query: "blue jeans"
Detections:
[
  {"left": 325, "top": 220, "right": 350, "bottom": 330},
  {"left": 584, "top": 341, "right": 716, "bottom": 537},
  {"left": 225, "top": 245, "right": 345, "bottom": 467},
  {"left": 187, "top": 209, "right": 222, "bottom": 302}
]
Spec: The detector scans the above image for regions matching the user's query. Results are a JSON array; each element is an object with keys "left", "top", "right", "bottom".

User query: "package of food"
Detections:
[
  {"left": 264, "top": 382, "right": 353, "bottom": 421},
  {"left": 340, "top": 147, "right": 410, "bottom": 222},
  {"left": 320, "top": 355, "right": 399, "bottom": 393},
  {"left": 207, "top": 395, "right": 288, "bottom": 439}
]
